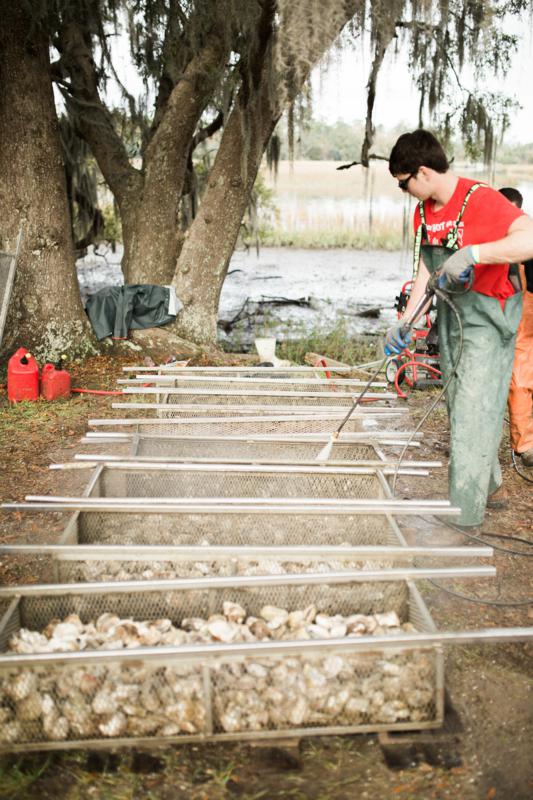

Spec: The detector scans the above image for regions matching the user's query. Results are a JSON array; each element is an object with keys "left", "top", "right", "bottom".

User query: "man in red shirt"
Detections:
[{"left": 386, "top": 129, "right": 533, "bottom": 527}]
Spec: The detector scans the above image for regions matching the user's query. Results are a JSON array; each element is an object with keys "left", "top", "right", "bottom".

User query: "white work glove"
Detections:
[{"left": 437, "top": 245, "right": 480, "bottom": 287}]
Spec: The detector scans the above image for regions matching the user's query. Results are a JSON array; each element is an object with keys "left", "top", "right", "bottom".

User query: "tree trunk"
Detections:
[
  {"left": 59, "top": 19, "right": 230, "bottom": 286},
  {"left": 126, "top": 40, "right": 230, "bottom": 285},
  {"left": 172, "top": 82, "right": 278, "bottom": 344},
  {"left": 0, "top": 2, "right": 95, "bottom": 360},
  {"left": 171, "top": 0, "right": 360, "bottom": 346}
]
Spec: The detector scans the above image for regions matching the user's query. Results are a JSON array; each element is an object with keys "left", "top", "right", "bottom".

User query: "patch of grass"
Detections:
[
  {"left": 0, "top": 756, "right": 52, "bottom": 800},
  {"left": 277, "top": 319, "right": 379, "bottom": 366}
]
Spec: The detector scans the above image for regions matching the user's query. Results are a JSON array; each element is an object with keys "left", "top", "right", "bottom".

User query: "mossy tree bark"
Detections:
[
  {"left": 0, "top": 0, "right": 96, "bottom": 360},
  {"left": 171, "top": 81, "right": 280, "bottom": 344}
]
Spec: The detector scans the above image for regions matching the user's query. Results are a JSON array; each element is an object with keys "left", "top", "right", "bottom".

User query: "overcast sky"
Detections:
[{"left": 312, "top": 20, "right": 533, "bottom": 144}]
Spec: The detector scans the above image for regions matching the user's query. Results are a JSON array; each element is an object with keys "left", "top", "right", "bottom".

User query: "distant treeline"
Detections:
[{"left": 278, "top": 119, "right": 533, "bottom": 164}]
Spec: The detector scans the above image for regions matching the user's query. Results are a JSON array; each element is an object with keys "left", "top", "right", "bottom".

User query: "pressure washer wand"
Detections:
[{"left": 315, "top": 284, "right": 435, "bottom": 462}]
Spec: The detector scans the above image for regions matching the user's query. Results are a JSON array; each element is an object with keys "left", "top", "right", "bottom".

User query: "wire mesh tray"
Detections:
[
  {"left": 89, "top": 415, "right": 413, "bottom": 437},
  {"left": 119, "top": 376, "right": 388, "bottom": 394},
  {"left": 0, "top": 578, "right": 443, "bottom": 751},
  {"left": 124, "top": 435, "right": 388, "bottom": 463},
  {"left": 42, "top": 500, "right": 409, "bottom": 581},
  {"left": 56, "top": 503, "right": 406, "bottom": 549},
  {"left": 86, "top": 463, "right": 391, "bottom": 502},
  {"left": 120, "top": 387, "right": 396, "bottom": 409}
]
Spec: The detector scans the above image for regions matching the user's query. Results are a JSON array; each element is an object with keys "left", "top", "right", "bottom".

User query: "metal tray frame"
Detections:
[{"left": 0, "top": 577, "right": 445, "bottom": 751}]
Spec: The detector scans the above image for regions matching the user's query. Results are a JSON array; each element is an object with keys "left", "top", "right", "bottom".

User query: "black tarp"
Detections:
[{"left": 85, "top": 284, "right": 182, "bottom": 340}]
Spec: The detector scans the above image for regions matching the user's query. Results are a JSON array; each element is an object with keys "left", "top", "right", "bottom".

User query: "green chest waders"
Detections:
[{"left": 420, "top": 243, "right": 523, "bottom": 526}]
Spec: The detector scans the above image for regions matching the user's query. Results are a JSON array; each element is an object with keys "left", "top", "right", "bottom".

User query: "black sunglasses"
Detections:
[{"left": 398, "top": 171, "right": 417, "bottom": 191}]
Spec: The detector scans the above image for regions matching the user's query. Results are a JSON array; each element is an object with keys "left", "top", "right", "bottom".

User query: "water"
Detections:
[
  {"left": 219, "top": 247, "right": 412, "bottom": 348},
  {"left": 76, "top": 245, "right": 411, "bottom": 349}
]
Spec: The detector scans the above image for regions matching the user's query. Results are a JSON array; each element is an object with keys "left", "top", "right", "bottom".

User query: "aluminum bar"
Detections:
[
  {"left": 50, "top": 461, "right": 430, "bottom": 477},
  {"left": 122, "top": 365, "right": 358, "bottom": 373},
  {"left": 0, "top": 544, "right": 493, "bottom": 560},
  {"left": 118, "top": 376, "right": 388, "bottom": 388},
  {"left": 21, "top": 495, "right": 455, "bottom": 507},
  {"left": 0, "top": 566, "right": 497, "bottom": 598},
  {"left": 5, "top": 499, "right": 459, "bottom": 515},
  {"left": 45, "top": 460, "right": 427, "bottom": 476},
  {"left": 0, "top": 627, "right": 529, "bottom": 669},
  {"left": 72, "top": 453, "right": 443, "bottom": 469},
  {"left": 120, "top": 387, "right": 397, "bottom": 400},
  {"left": 80, "top": 432, "right": 422, "bottom": 447},
  {"left": 112, "top": 402, "right": 405, "bottom": 415}
]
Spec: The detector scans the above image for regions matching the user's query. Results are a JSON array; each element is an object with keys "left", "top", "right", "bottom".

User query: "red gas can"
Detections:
[
  {"left": 7, "top": 348, "right": 40, "bottom": 402},
  {"left": 41, "top": 361, "right": 71, "bottom": 400}
]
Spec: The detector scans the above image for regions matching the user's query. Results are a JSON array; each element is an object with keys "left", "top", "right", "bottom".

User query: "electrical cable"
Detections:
[{"left": 426, "top": 580, "right": 533, "bottom": 607}]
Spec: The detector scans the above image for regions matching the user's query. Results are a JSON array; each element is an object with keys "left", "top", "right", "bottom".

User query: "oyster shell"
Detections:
[{"left": 1, "top": 603, "right": 433, "bottom": 743}]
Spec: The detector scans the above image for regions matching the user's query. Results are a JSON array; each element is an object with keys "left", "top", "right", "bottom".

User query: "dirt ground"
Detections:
[{"left": 0, "top": 354, "right": 531, "bottom": 800}]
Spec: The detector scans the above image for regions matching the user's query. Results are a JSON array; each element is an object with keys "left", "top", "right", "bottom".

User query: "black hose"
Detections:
[
  {"left": 427, "top": 580, "right": 533, "bottom": 607},
  {"left": 478, "top": 530, "right": 533, "bottom": 547},
  {"left": 511, "top": 448, "right": 533, "bottom": 484},
  {"left": 430, "top": 516, "right": 533, "bottom": 558}
]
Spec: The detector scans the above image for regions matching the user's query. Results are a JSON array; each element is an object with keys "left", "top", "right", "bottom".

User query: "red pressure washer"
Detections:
[{"left": 385, "top": 279, "right": 442, "bottom": 399}]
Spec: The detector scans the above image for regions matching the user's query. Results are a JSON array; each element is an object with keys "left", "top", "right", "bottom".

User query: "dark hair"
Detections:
[
  {"left": 498, "top": 187, "right": 523, "bottom": 208},
  {"left": 389, "top": 129, "right": 449, "bottom": 176}
]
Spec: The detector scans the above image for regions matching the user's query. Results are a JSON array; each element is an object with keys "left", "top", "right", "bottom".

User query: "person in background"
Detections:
[
  {"left": 385, "top": 129, "right": 533, "bottom": 528},
  {"left": 498, "top": 187, "right": 533, "bottom": 468}
]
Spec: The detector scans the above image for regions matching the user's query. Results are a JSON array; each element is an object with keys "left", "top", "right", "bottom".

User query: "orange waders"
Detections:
[{"left": 508, "top": 268, "right": 533, "bottom": 455}]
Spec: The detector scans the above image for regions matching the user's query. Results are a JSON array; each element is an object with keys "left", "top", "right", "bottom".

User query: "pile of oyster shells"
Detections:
[{"left": 0, "top": 602, "right": 434, "bottom": 743}]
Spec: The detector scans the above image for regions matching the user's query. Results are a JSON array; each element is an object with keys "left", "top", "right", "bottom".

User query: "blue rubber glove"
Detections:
[
  {"left": 384, "top": 324, "right": 411, "bottom": 356},
  {"left": 437, "top": 245, "right": 479, "bottom": 288}
]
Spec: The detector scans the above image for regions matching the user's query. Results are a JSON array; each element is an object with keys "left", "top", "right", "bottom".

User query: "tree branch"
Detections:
[
  {"left": 336, "top": 154, "right": 389, "bottom": 171},
  {"left": 56, "top": 20, "right": 142, "bottom": 208},
  {"left": 192, "top": 109, "right": 225, "bottom": 150}
]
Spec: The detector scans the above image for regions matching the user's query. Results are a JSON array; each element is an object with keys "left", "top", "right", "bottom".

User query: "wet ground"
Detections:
[
  {"left": 76, "top": 246, "right": 411, "bottom": 349},
  {"left": 0, "top": 355, "right": 531, "bottom": 799}
]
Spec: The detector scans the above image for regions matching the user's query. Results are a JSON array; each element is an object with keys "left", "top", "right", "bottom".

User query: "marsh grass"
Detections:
[
  {"left": 260, "top": 223, "right": 404, "bottom": 249},
  {"left": 259, "top": 159, "right": 533, "bottom": 249}
]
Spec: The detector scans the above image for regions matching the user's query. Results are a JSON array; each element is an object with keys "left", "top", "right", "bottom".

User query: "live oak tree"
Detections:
[
  {"left": 55, "top": 0, "right": 237, "bottom": 286},
  {"left": 0, "top": 0, "right": 529, "bottom": 354},
  {"left": 52, "top": 0, "right": 366, "bottom": 341},
  {"left": 0, "top": 0, "right": 96, "bottom": 359}
]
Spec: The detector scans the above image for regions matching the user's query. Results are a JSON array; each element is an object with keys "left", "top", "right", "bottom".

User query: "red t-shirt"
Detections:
[{"left": 414, "top": 177, "right": 524, "bottom": 305}]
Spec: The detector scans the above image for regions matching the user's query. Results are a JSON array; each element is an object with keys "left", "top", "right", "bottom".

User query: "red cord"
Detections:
[
  {"left": 394, "top": 361, "right": 442, "bottom": 399},
  {"left": 71, "top": 388, "right": 124, "bottom": 396},
  {"left": 314, "top": 358, "right": 332, "bottom": 380}
]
